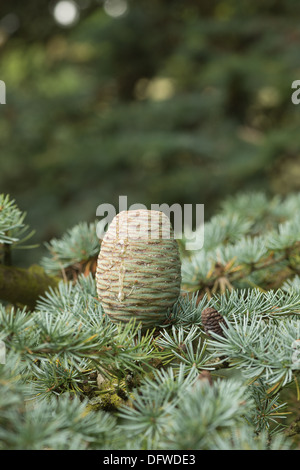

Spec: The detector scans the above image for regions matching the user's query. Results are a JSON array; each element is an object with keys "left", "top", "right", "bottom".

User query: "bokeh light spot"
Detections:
[
  {"left": 53, "top": 0, "right": 80, "bottom": 27},
  {"left": 104, "top": 0, "right": 128, "bottom": 18}
]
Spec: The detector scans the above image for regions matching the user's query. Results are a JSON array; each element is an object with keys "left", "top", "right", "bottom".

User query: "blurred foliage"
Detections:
[{"left": 1, "top": 0, "right": 300, "bottom": 265}]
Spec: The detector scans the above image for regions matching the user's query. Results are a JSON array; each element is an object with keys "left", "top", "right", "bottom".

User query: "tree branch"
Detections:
[{"left": 0, "top": 263, "right": 60, "bottom": 310}]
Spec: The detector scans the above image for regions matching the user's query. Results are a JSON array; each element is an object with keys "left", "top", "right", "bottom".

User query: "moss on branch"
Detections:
[{"left": 0, "top": 263, "right": 60, "bottom": 310}]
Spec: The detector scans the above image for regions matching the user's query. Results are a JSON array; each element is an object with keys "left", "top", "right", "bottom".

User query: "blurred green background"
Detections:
[{"left": 1, "top": 0, "right": 300, "bottom": 265}]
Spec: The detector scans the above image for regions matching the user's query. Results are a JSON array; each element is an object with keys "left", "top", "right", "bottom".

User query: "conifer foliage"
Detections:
[{"left": 0, "top": 191, "right": 300, "bottom": 450}]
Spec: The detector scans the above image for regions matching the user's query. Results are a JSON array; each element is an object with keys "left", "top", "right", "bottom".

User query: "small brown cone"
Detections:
[
  {"left": 197, "top": 370, "right": 213, "bottom": 385},
  {"left": 201, "top": 307, "right": 225, "bottom": 337}
]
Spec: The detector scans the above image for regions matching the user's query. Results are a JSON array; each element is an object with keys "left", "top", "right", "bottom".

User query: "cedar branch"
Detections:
[{"left": 0, "top": 263, "right": 60, "bottom": 310}]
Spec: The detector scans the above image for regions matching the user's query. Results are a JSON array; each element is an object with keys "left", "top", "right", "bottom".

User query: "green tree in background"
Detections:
[{"left": 1, "top": 0, "right": 300, "bottom": 266}]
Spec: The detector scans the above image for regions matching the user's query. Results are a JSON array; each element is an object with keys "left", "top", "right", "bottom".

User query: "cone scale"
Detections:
[{"left": 96, "top": 209, "right": 181, "bottom": 329}]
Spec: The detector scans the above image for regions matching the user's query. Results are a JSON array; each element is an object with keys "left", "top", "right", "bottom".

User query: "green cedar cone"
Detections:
[{"left": 96, "top": 209, "right": 181, "bottom": 330}]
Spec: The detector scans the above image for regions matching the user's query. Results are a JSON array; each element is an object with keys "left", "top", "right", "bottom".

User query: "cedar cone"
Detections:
[
  {"left": 197, "top": 370, "right": 213, "bottom": 385},
  {"left": 201, "top": 307, "right": 225, "bottom": 337},
  {"left": 96, "top": 209, "right": 181, "bottom": 330}
]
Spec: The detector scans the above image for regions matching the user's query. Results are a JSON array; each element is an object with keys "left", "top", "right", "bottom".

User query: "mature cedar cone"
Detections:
[{"left": 201, "top": 307, "right": 226, "bottom": 337}]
